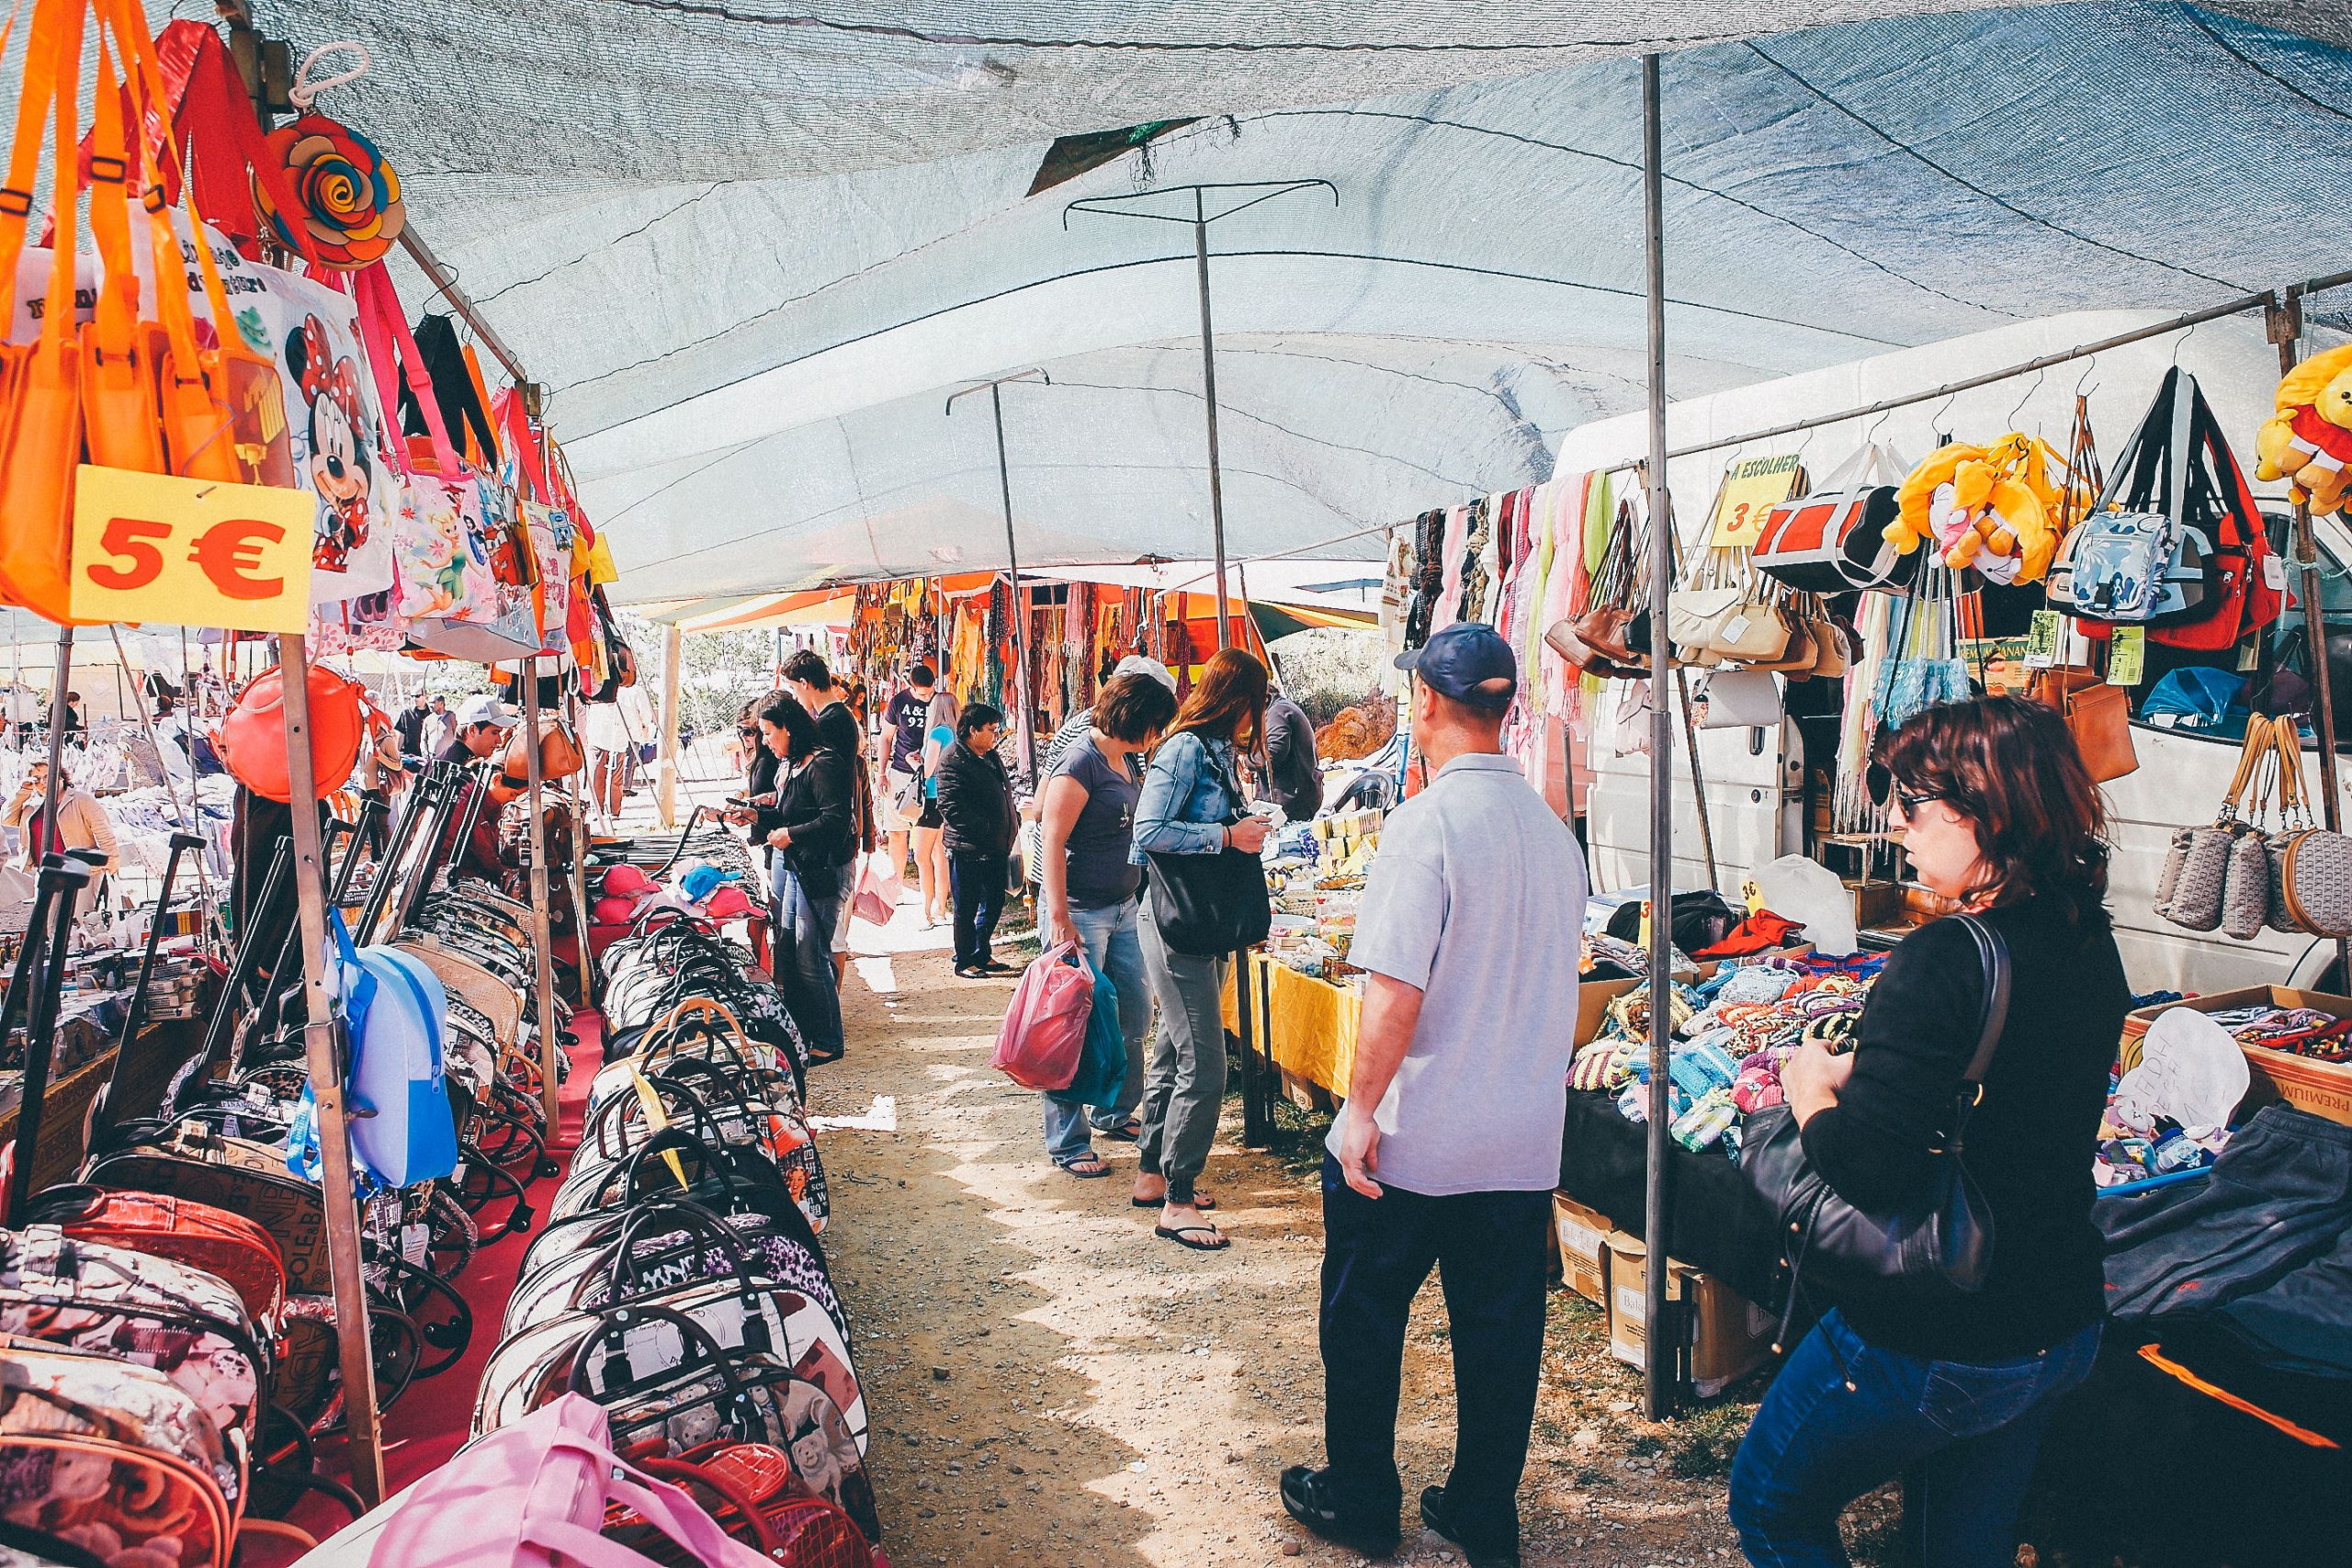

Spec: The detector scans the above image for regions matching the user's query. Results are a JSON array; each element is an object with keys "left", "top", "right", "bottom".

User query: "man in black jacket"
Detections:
[
  {"left": 935, "top": 702, "right": 1014, "bottom": 978},
  {"left": 1260, "top": 691, "right": 1324, "bottom": 824}
]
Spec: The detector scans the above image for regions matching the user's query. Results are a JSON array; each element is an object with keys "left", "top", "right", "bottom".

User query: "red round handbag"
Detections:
[{"left": 212, "top": 664, "right": 370, "bottom": 802}]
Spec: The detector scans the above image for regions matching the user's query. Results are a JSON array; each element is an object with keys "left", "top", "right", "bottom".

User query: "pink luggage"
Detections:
[
  {"left": 368, "top": 1393, "right": 771, "bottom": 1568},
  {"left": 989, "top": 941, "right": 1095, "bottom": 1090}
]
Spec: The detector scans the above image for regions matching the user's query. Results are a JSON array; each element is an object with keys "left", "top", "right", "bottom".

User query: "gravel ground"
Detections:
[{"left": 801, "top": 931, "right": 1901, "bottom": 1568}]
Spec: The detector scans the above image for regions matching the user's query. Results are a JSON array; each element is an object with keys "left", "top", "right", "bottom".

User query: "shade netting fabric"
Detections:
[{"left": 20, "top": 4, "right": 2352, "bottom": 601}]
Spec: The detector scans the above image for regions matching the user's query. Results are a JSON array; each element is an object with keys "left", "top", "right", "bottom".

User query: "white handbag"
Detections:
[{"left": 1695, "top": 668, "right": 1784, "bottom": 729}]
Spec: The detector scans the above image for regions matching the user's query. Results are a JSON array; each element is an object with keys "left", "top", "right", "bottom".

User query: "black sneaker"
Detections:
[
  {"left": 1280, "top": 1465, "right": 1398, "bottom": 1559},
  {"left": 1419, "top": 1485, "right": 1520, "bottom": 1568}
]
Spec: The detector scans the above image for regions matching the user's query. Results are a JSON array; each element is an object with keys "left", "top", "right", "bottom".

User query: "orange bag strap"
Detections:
[
  {"left": 31, "top": 0, "right": 83, "bottom": 359},
  {"left": 94, "top": 0, "right": 239, "bottom": 355},
  {"left": 0, "top": 0, "right": 78, "bottom": 305},
  {"left": 85, "top": 28, "right": 141, "bottom": 363}
]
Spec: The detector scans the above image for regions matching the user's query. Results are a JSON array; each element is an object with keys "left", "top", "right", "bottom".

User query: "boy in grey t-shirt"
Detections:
[{"left": 1282, "top": 623, "right": 1586, "bottom": 1568}]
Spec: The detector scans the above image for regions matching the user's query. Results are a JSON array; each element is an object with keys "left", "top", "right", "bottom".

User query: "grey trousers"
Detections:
[{"left": 1135, "top": 898, "right": 1229, "bottom": 1206}]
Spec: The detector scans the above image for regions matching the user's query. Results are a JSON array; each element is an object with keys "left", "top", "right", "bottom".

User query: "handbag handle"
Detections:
[
  {"left": 1944, "top": 913, "right": 2012, "bottom": 1153},
  {"left": 564, "top": 1301, "right": 757, "bottom": 1424},
  {"left": 601, "top": 1193, "right": 767, "bottom": 1303},
  {"left": 2273, "top": 716, "right": 2315, "bottom": 829},
  {"left": 523, "top": 1428, "right": 770, "bottom": 1568},
  {"left": 2216, "top": 719, "right": 2278, "bottom": 825}
]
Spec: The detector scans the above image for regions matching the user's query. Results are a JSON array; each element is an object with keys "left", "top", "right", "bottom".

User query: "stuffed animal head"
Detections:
[{"left": 2317, "top": 367, "right": 2352, "bottom": 433}]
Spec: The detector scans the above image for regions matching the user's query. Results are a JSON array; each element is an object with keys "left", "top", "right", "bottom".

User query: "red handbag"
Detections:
[
  {"left": 213, "top": 662, "right": 371, "bottom": 802},
  {"left": 618, "top": 1442, "right": 872, "bottom": 1568},
  {"left": 28, "top": 1184, "right": 287, "bottom": 1326}
]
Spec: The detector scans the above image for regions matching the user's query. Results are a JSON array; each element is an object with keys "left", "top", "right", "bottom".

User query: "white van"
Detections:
[{"left": 1570, "top": 311, "right": 2349, "bottom": 993}]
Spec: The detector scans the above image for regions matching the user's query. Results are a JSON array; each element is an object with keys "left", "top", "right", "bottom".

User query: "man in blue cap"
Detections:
[{"left": 1282, "top": 621, "right": 1589, "bottom": 1568}]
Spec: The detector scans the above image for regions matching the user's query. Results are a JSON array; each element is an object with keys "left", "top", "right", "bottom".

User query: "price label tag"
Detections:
[
  {"left": 1709, "top": 455, "right": 1805, "bottom": 548},
  {"left": 2024, "top": 610, "right": 2064, "bottom": 670},
  {"left": 401, "top": 1223, "right": 428, "bottom": 1268},
  {"left": 69, "top": 465, "right": 313, "bottom": 632},
  {"left": 2265, "top": 555, "right": 2288, "bottom": 592},
  {"left": 2107, "top": 626, "right": 2146, "bottom": 688}
]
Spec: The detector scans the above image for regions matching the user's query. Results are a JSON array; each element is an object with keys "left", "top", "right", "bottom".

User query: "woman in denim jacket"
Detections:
[{"left": 1128, "top": 649, "right": 1272, "bottom": 1251}]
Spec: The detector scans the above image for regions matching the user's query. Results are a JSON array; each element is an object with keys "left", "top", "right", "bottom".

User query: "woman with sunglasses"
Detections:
[{"left": 1730, "top": 696, "right": 2127, "bottom": 1568}]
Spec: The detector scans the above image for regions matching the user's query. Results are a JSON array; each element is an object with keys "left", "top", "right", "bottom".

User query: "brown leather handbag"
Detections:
[
  {"left": 502, "top": 715, "right": 587, "bottom": 784},
  {"left": 2030, "top": 666, "right": 2137, "bottom": 782}
]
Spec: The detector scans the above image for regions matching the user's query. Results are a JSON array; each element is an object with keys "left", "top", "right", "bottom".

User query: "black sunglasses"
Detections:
[{"left": 1893, "top": 787, "right": 1945, "bottom": 818}]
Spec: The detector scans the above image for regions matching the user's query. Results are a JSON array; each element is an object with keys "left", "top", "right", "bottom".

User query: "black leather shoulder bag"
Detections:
[{"left": 1739, "top": 914, "right": 2012, "bottom": 1338}]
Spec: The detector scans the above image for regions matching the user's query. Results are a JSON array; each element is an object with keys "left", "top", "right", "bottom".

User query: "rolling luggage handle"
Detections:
[{"left": 0, "top": 856, "right": 92, "bottom": 1225}]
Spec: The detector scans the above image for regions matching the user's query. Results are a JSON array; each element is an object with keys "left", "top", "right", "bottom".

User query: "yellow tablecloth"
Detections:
[{"left": 1224, "top": 953, "right": 1360, "bottom": 1099}]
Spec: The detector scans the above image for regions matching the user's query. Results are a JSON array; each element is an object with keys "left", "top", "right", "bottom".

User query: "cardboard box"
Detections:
[
  {"left": 2124, "top": 986, "right": 2352, "bottom": 1127},
  {"left": 1552, "top": 1194, "right": 1611, "bottom": 1306},
  {"left": 1604, "top": 1234, "right": 1775, "bottom": 1398},
  {"left": 1576, "top": 976, "right": 1638, "bottom": 1045}
]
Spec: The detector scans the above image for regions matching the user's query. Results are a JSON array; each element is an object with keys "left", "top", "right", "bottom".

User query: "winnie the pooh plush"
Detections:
[
  {"left": 2256, "top": 343, "right": 2352, "bottom": 516},
  {"left": 1886, "top": 433, "right": 2069, "bottom": 582}
]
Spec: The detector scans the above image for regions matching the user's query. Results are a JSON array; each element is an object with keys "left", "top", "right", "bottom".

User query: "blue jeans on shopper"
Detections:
[
  {"left": 1043, "top": 897, "right": 1151, "bottom": 1165},
  {"left": 773, "top": 858, "right": 845, "bottom": 1064},
  {"left": 1729, "top": 1308, "right": 2101, "bottom": 1568}
]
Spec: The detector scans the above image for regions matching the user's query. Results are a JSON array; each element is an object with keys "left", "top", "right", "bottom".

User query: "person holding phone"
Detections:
[{"left": 1127, "top": 648, "right": 1274, "bottom": 1252}]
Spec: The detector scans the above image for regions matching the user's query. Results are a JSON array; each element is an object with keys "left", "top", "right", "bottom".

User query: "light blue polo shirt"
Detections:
[{"left": 1329, "top": 750, "right": 1588, "bottom": 1195}]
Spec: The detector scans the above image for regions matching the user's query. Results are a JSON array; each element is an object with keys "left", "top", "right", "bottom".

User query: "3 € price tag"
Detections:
[
  {"left": 1708, "top": 454, "right": 1805, "bottom": 548},
  {"left": 69, "top": 466, "right": 313, "bottom": 633}
]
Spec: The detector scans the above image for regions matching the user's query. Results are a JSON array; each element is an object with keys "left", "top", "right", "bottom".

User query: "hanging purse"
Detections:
[
  {"left": 1754, "top": 442, "right": 1917, "bottom": 593},
  {"left": 1739, "top": 914, "right": 2009, "bottom": 1339},
  {"left": 2266, "top": 716, "right": 2352, "bottom": 939},
  {"left": 2028, "top": 665, "right": 2138, "bottom": 782},
  {"left": 0, "top": 0, "right": 91, "bottom": 618},
  {"left": 2152, "top": 719, "right": 2276, "bottom": 934}
]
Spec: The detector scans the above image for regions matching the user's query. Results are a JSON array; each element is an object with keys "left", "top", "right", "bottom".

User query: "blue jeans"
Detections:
[
  {"left": 773, "top": 859, "right": 844, "bottom": 1063},
  {"left": 1729, "top": 1308, "right": 2100, "bottom": 1568},
  {"left": 1043, "top": 897, "right": 1152, "bottom": 1163},
  {"left": 1317, "top": 1155, "right": 1552, "bottom": 1555}
]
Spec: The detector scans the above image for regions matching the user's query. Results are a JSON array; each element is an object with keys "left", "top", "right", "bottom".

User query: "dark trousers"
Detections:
[
  {"left": 1317, "top": 1155, "right": 1551, "bottom": 1553},
  {"left": 949, "top": 852, "right": 1006, "bottom": 969},
  {"left": 773, "top": 858, "right": 844, "bottom": 1063}
]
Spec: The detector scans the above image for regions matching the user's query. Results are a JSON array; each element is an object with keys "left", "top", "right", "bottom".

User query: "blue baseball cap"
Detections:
[{"left": 1394, "top": 621, "right": 1518, "bottom": 710}]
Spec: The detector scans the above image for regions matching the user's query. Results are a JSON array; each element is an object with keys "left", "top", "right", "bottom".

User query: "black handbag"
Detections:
[
  {"left": 1739, "top": 913, "right": 2011, "bottom": 1347},
  {"left": 1145, "top": 835, "right": 1272, "bottom": 957}
]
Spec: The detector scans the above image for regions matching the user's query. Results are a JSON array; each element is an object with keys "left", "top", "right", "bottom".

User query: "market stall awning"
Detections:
[
  {"left": 281, "top": 3, "right": 2352, "bottom": 604},
  {"left": 678, "top": 590, "right": 859, "bottom": 633}
]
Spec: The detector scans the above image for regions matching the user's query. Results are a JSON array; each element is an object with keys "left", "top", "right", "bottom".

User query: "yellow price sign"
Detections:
[
  {"left": 1709, "top": 454, "right": 1805, "bottom": 548},
  {"left": 70, "top": 466, "right": 314, "bottom": 633}
]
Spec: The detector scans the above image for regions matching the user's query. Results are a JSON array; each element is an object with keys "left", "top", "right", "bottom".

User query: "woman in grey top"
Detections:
[{"left": 1036, "top": 674, "right": 1178, "bottom": 1176}]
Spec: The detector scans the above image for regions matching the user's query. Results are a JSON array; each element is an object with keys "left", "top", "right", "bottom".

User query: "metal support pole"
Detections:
[
  {"left": 1191, "top": 194, "right": 1234, "bottom": 649},
  {"left": 1639, "top": 52, "right": 1680, "bottom": 1424},
  {"left": 523, "top": 660, "right": 562, "bottom": 1134},
  {"left": 657, "top": 623, "right": 684, "bottom": 829},
  {"left": 276, "top": 634, "right": 386, "bottom": 1506},
  {"left": 35, "top": 628, "right": 72, "bottom": 863},
  {"left": 947, "top": 370, "right": 1050, "bottom": 778},
  {"left": 564, "top": 692, "right": 600, "bottom": 1007},
  {"left": 2270, "top": 299, "right": 2352, "bottom": 984}
]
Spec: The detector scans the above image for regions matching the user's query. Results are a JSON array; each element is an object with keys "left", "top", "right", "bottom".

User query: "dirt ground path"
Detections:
[{"left": 803, "top": 934, "right": 1791, "bottom": 1568}]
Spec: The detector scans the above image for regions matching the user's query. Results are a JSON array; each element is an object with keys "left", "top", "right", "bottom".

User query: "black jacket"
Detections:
[
  {"left": 1260, "top": 695, "right": 1323, "bottom": 822},
  {"left": 1802, "top": 895, "right": 2128, "bottom": 1361},
  {"left": 771, "top": 747, "right": 855, "bottom": 881},
  {"left": 934, "top": 740, "right": 1015, "bottom": 860}
]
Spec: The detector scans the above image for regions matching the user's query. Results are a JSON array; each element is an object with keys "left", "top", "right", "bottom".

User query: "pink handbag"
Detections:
[
  {"left": 367, "top": 1393, "right": 772, "bottom": 1568},
  {"left": 989, "top": 941, "right": 1095, "bottom": 1091}
]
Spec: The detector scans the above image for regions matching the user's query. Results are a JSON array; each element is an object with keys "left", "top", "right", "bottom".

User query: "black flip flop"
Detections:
[
  {"left": 1154, "top": 1224, "right": 1228, "bottom": 1251},
  {"left": 1099, "top": 1118, "right": 1143, "bottom": 1142},
  {"left": 1131, "top": 1192, "right": 1215, "bottom": 1212},
  {"left": 1055, "top": 1155, "right": 1112, "bottom": 1179}
]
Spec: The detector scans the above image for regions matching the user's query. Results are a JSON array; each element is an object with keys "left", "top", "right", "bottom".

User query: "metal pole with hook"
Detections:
[
  {"left": 1066, "top": 179, "right": 1336, "bottom": 1150},
  {"left": 946, "top": 369, "right": 1050, "bottom": 779}
]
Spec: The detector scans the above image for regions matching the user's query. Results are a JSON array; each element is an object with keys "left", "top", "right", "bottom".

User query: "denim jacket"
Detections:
[{"left": 1129, "top": 732, "right": 1240, "bottom": 864}]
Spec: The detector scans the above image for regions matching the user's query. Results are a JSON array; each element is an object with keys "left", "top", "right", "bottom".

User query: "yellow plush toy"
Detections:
[
  {"left": 1885, "top": 433, "right": 2069, "bottom": 582},
  {"left": 2256, "top": 342, "right": 2352, "bottom": 517}
]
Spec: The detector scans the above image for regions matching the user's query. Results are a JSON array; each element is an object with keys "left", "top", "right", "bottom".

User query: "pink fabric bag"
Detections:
[
  {"left": 990, "top": 941, "right": 1095, "bottom": 1090},
  {"left": 367, "top": 1393, "right": 771, "bottom": 1568}
]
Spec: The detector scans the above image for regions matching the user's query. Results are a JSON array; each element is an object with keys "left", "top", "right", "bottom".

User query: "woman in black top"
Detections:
[
  {"left": 745, "top": 694, "right": 854, "bottom": 1065},
  {"left": 1731, "top": 696, "right": 2126, "bottom": 1568}
]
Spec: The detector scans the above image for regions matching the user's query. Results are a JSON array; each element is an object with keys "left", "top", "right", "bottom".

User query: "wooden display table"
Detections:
[{"left": 1222, "top": 951, "right": 1360, "bottom": 1105}]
